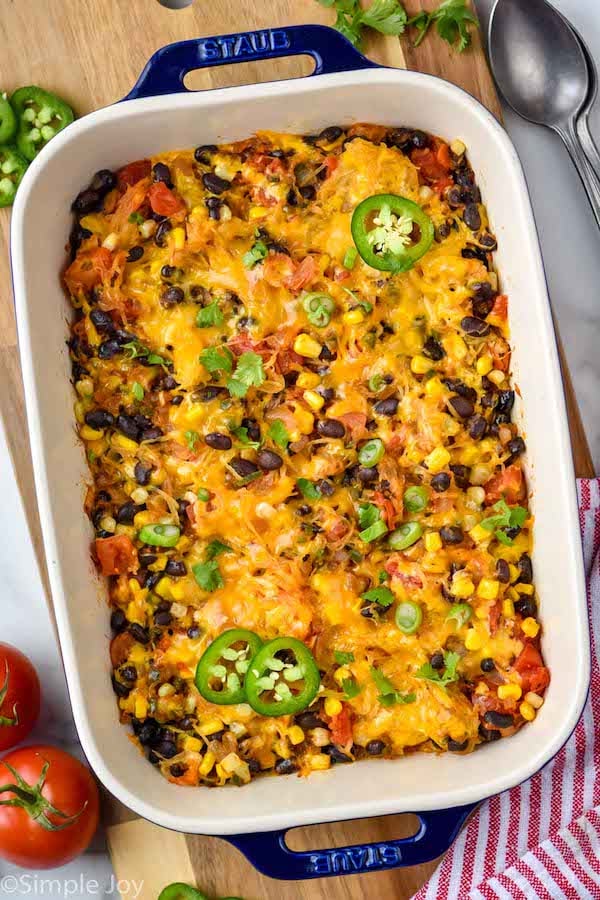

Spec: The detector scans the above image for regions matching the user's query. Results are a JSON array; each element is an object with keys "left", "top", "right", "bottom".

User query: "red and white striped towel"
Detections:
[{"left": 414, "top": 479, "right": 600, "bottom": 900}]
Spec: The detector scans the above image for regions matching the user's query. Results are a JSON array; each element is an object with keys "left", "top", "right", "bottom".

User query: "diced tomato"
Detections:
[
  {"left": 384, "top": 557, "right": 423, "bottom": 588},
  {"left": 109, "top": 631, "right": 135, "bottom": 668},
  {"left": 373, "top": 490, "right": 396, "bottom": 530},
  {"left": 489, "top": 334, "right": 511, "bottom": 371},
  {"left": 488, "top": 599, "right": 502, "bottom": 635},
  {"left": 261, "top": 252, "right": 295, "bottom": 288},
  {"left": 491, "top": 294, "right": 508, "bottom": 320},
  {"left": 329, "top": 706, "right": 353, "bottom": 746},
  {"left": 64, "top": 246, "right": 113, "bottom": 292},
  {"left": 95, "top": 534, "right": 137, "bottom": 576},
  {"left": 338, "top": 412, "right": 367, "bottom": 442},
  {"left": 117, "top": 159, "right": 152, "bottom": 187},
  {"left": 322, "top": 155, "right": 339, "bottom": 177},
  {"left": 284, "top": 255, "right": 317, "bottom": 292},
  {"left": 148, "top": 181, "right": 186, "bottom": 217},
  {"left": 325, "top": 517, "right": 351, "bottom": 543},
  {"left": 513, "top": 643, "right": 550, "bottom": 694},
  {"left": 484, "top": 465, "right": 525, "bottom": 505}
]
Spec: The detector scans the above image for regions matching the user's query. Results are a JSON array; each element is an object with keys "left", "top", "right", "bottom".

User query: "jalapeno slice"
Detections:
[
  {"left": 245, "top": 637, "right": 320, "bottom": 717},
  {"left": 10, "top": 86, "right": 74, "bottom": 161},
  {"left": 0, "top": 93, "right": 16, "bottom": 145},
  {"left": 0, "top": 146, "right": 28, "bottom": 208},
  {"left": 138, "top": 523, "right": 180, "bottom": 547},
  {"left": 195, "top": 629, "right": 263, "bottom": 705},
  {"left": 351, "top": 194, "right": 434, "bottom": 273},
  {"left": 158, "top": 885, "right": 209, "bottom": 900}
]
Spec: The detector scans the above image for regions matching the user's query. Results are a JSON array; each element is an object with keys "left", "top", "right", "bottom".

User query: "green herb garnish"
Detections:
[
  {"left": 370, "top": 667, "right": 415, "bottom": 707},
  {"left": 415, "top": 650, "right": 461, "bottom": 688}
]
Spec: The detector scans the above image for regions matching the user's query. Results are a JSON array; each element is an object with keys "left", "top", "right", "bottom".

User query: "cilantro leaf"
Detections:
[
  {"left": 480, "top": 499, "right": 528, "bottom": 545},
  {"left": 230, "top": 425, "right": 261, "bottom": 450},
  {"left": 128, "top": 212, "right": 144, "bottom": 225},
  {"left": 132, "top": 381, "right": 144, "bottom": 401},
  {"left": 378, "top": 569, "right": 389, "bottom": 584},
  {"left": 432, "top": 0, "right": 479, "bottom": 52},
  {"left": 415, "top": 650, "right": 461, "bottom": 688},
  {"left": 205, "top": 539, "right": 232, "bottom": 560},
  {"left": 268, "top": 419, "right": 290, "bottom": 450},
  {"left": 121, "top": 340, "right": 169, "bottom": 366},
  {"left": 199, "top": 345, "right": 233, "bottom": 374},
  {"left": 343, "top": 677, "right": 362, "bottom": 699},
  {"left": 192, "top": 559, "right": 223, "bottom": 592},
  {"left": 242, "top": 240, "right": 268, "bottom": 269},
  {"left": 334, "top": 650, "right": 355, "bottom": 665},
  {"left": 226, "top": 351, "right": 265, "bottom": 399},
  {"left": 408, "top": 10, "right": 432, "bottom": 45},
  {"left": 297, "top": 478, "right": 321, "bottom": 500},
  {"left": 360, "top": 0, "right": 408, "bottom": 36},
  {"left": 361, "top": 586, "right": 394, "bottom": 608},
  {"left": 370, "top": 667, "right": 415, "bottom": 707},
  {"left": 196, "top": 302, "right": 224, "bottom": 328},
  {"left": 185, "top": 430, "right": 200, "bottom": 451}
]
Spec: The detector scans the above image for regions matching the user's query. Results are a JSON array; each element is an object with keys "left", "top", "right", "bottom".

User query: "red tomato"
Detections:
[
  {"left": 95, "top": 534, "right": 138, "bottom": 576},
  {"left": 410, "top": 140, "right": 453, "bottom": 193},
  {"left": 63, "top": 246, "right": 113, "bottom": 292},
  {"left": 329, "top": 706, "right": 353, "bottom": 746},
  {"left": 0, "top": 746, "right": 99, "bottom": 869},
  {"left": 491, "top": 293, "right": 508, "bottom": 320},
  {"left": 148, "top": 181, "right": 186, "bottom": 217},
  {"left": 484, "top": 465, "right": 525, "bottom": 505},
  {"left": 0, "top": 644, "right": 40, "bottom": 751},
  {"left": 284, "top": 255, "right": 317, "bottom": 292},
  {"left": 117, "top": 158, "right": 152, "bottom": 187},
  {"left": 513, "top": 643, "right": 550, "bottom": 694}
]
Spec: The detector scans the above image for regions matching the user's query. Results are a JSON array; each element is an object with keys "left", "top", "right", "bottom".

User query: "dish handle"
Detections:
[
  {"left": 223, "top": 803, "right": 477, "bottom": 880},
  {"left": 123, "top": 24, "right": 378, "bottom": 101}
]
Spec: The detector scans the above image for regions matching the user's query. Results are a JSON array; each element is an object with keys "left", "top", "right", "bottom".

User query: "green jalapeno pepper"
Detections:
[
  {"left": 138, "top": 523, "right": 181, "bottom": 547},
  {"left": 351, "top": 194, "right": 434, "bottom": 273},
  {"left": 10, "top": 86, "right": 74, "bottom": 161},
  {"left": 158, "top": 885, "right": 209, "bottom": 900},
  {"left": 0, "top": 146, "right": 28, "bottom": 208},
  {"left": 244, "top": 636, "right": 320, "bottom": 717},
  {"left": 195, "top": 629, "right": 263, "bottom": 705},
  {"left": 0, "top": 93, "right": 16, "bottom": 145}
]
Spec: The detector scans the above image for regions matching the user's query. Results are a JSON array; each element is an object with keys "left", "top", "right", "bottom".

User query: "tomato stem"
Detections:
[
  {"left": 0, "top": 760, "right": 87, "bottom": 831},
  {"left": 0, "top": 661, "right": 19, "bottom": 728}
]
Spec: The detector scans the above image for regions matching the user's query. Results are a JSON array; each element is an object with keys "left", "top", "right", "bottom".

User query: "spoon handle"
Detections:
[
  {"left": 577, "top": 114, "right": 600, "bottom": 176},
  {"left": 556, "top": 121, "right": 600, "bottom": 231}
]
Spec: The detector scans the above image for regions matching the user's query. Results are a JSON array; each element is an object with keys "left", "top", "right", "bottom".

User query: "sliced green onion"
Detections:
[
  {"left": 389, "top": 521, "right": 423, "bottom": 550},
  {"left": 395, "top": 600, "right": 423, "bottom": 634},
  {"left": 138, "top": 523, "right": 181, "bottom": 547},
  {"left": 197, "top": 488, "right": 210, "bottom": 502},
  {"left": 302, "top": 292, "right": 335, "bottom": 327},
  {"left": 358, "top": 438, "right": 385, "bottom": 467},
  {"left": 359, "top": 519, "right": 388, "bottom": 543},
  {"left": 368, "top": 374, "right": 385, "bottom": 392},
  {"left": 446, "top": 603, "right": 472, "bottom": 628},
  {"left": 404, "top": 485, "right": 429, "bottom": 514},
  {"left": 343, "top": 247, "right": 358, "bottom": 269}
]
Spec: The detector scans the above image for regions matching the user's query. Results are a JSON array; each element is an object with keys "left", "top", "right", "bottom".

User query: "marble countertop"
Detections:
[{"left": 1, "top": 2, "right": 599, "bottom": 897}]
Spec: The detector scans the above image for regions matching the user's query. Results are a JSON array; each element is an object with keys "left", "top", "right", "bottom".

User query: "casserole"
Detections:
[{"left": 11, "top": 24, "right": 590, "bottom": 878}]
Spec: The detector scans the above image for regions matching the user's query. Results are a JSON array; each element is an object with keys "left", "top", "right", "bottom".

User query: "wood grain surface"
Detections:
[{"left": 0, "top": 1, "right": 593, "bottom": 898}]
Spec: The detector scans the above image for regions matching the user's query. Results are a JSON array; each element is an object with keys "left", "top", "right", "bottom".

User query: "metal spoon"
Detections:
[
  {"left": 572, "top": 27, "right": 600, "bottom": 175},
  {"left": 488, "top": 0, "right": 600, "bottom": 230}
]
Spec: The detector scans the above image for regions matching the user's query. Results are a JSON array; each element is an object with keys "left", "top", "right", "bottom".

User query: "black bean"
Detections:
[
  {"left": 468, "top": 416, "right": 487, "bottom": 441},
  {"left": 187, "top": 625, "right": 201, "bottom": 639},
  {"left": 450, "top": 464, "right": 470, "bottom": 489},
  {"left": 133, "top": 462, "right": 151, "bottom": 486},
  {"left": 161, "top": 286, "right": 185, "bottom": 308},
  {"left": 471, "top": 295, "right": 495, "bottom": 319},
  {"left": 479, "top": 231, "right": 498, "bottom": 251},
  {"left": 316, "top": 418, "right": 346, "bottom": 439},
  {"left": 98, "top": 339, "right": 121, "bottom": 359},
  {"left": 115, "top": 414, "right": 140, "bottom": 441},
  {"left": 493, "top": 390, "right": 515, "bottom": 425},
  {"left": 202, "top": 172, "right": 231, "bottom": 194},
  {"left": 239, "top": 418, "right": 259, "bottom": 444},
  {"left": 257, "top": 449, "right": 283, "bottom": 471},
  {"left": 317, "top": 386, "right": 335, "bottom": 403},
  {"left": 194, "top": 144, "right": 217, "bottom": 164},
  {"left": 111, "top": 676, "right": 130, "bottom": 698},
  {"left": 411, "top": 130, "right": 429, "bottom": 149},
  {"left": 435, "top": 222, "right": 452, "bottom": 242},
  {"left": 462, "top": 247, "right": 489, "bottom": 267},
  {"left": 357, "top": 466, "right": 378, "bottom": 483},
  {"left": 386, "top": 127, "right": 413, "bottom": 151},
  {"left": 137, "top": 719, "right": 161, "bottom": 746},
  {"left": 110, "top": 609, "right": 127, "bottom": 632},
  {"left": 319, "top": 344, "right": 337, "bottom": 362},
  {"left": 152, "top": 162, "right": 173, "bottom": 186},
  {"left": 440, "top": 525, "right": 464, "bottom": 545},
  {"left": 455, "top": 167, "right": 475, "bottom": 187},
  {"left": 154, "top": 219, "right": 171, "bottom": 247},
  {"left": 366, "top": 739, "right": 386, "bottom": 756},
  {"left": 422, "top": 336, "right": 445, "bottom": 361},
  {"left": 177, "top": 499, "right": 190, "bottom": 522},
  {"left": 479, "top": 726, "right": 501, "bottom": 743},
  {"left": 443, "top": 379, "right": 477, "bottom": 403},
  {"left": 153, "top": 740, "right": 178, "bottom": 759},
  {"left": 463, "top": 203, "right": 481, "bottom": 231},
  {"left": 275, "top": 758, "right": 297, "bottom": 775},
  {"left": 496, "top": 559, "right": 511, "bottom": 583},
  {"left": 447, "top": 738, "right": 469, "bottom": 752},
  {"left": 323, "top": 745, "right": 352, "bottom": 764},
  {"left": 171, "top": 395, "right": 183, "bottom": 406},
  {"left": 483, "top": 711, "right": 514, "bottom": 729},
  {"left": 431, "top": 472, "right": 451, "bottom": 492},
  {"left": 69, "top": 223, "right": 92, "bottom": 258},
  {"left": 374, "top": 397, "right": 398, "bottom": 417},
  {"left": 205, "top": 432, "right": 232, "bottom": 450},
  {"left": 177, "top": 717, "right": 194, "bottom": 731},
  {"left": 508, "top": 436, "right": 526, "bottom": 458},
  {"left": 449, "top": 395, "right": 475, "bottom": 419},
  {"left": 231, "top": 457, "right": 260, "bottom": 478},
  {"left": 515, "top": 598, "right": 537, "bottom": 620},
  {"left": 461, "top": 316, "right": 490, "bottom": 337},
  {"left": 316, "top": 479, "right": 335, "bottom": 496},
  {"left": 153, "top": 373, "right": 179, "bottom": 392},
  {"left": 317, "top": 126, "right": 342, "bottom": 143},
  {"left": 299, "top": 184, "right": 316, "bottom": 200},
  {"left": 193, "top": 385, "right": 225, "bottom": 402},
  {"left": 165, "top": 559, "right": 187, "bottom": 577},
  {"left": 447, "top": 186, "right": 463, "bottom": 209},
  {"left": 297, "top": 504, "right": 311, "bottom": 516},
  {"left": 517, "top": 553, "right": 533, "bottom": 584},
  {"left": 128, "top": 623, "right": 150, "bottom": 644},
  {"left": 161, "top": 264, "right": 177, "bottom": 279},
  {"left": 72, "top": 188, "right": 101, "bottom": 215},
  {"left": 169, "top": 763, "right": 186, "bottom": 778},
  {"left": 430, "top": 651, "right": 445, "bottom": 669},
  {"left": 90, "top": 169, "right": 117, "bottom": 195},
  {"left": 116, "top": 501, "right": 140, "bottom": 525},
  {"left": 480, "top": 657, "right": 496, "bottom": 673},
  {"left": 120, "top": 665, "right": 137, "bottom": 683},
  {"left": 295, "top": 712, "right": 327, "bottom": 730},
  {"left": 154, "top": 610, "right": 172, "bottom": 627},
  {"left": 89, "top": 308, "right": 115, "bottom": 335},
  {"left": 126, "top": 245, "right": 144, "bottom": 263},
  {"left": 84, "top": 409, "right": 114, "bottom": 430}
]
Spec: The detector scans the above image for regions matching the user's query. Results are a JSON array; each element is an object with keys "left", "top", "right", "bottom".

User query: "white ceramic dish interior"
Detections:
[{"left": 11, "top": 51, "right": 589, "bottom": 837}]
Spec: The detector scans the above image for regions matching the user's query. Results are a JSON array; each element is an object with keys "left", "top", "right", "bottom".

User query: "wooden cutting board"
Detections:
[{"left": 0, "top": 1, "right": 593, "bottom": 898}]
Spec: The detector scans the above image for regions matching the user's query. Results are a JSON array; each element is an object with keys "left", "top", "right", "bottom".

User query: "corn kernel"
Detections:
[
  {"left": 424, "top": 446, "right": 451, "bottom": 473},
  {"left": 470, "top": 524, "right": 491, "bottom": 544},
  {"left": 102, "top": 231, "right": 119, "bottom": 251},
  {"left": 150, "top": 468, "right": 166, "bottom": 485},
  {"left": 294, "top": 334, "right": 322, "bottom": 358},
  {"left": 477, "top": 578, "right": 500, "bottom": 601},
  {"left": 310, "top": 753, "right": 331, "bottom": 771},
  {"left": 158, "top": 683, "right": 175, "bottom": 698},
  {"left": 425, "top": 377, "right": 444, "bottom": 399},
  {"left": 215, "top": 763, "right": 226, "bottom": 781},
  {"left": 476, "top": 354, "right": 493, "bottom": 376},
  {"left": 154, "top": 577, "right": 172, "bottom": 599},
  {"left": 170, "top": 582, "right": 186, "bottom": 601},
  {"left": 498, "top": 683, "right": 522, "bottom": 701},
  {"left": 452, "top": 572, "right": 475, "bottom": 599},
  {"left": 424, "top": 531, "right": 442, "bottom": 553},
  {"left": 293, "top": 405, "right": 315, "bottom": 435},
  {"left": 75, "top": 377, "right": 94, "bottom": 397},
  {"left": 444, "top": 334, "right": 467, "bottom": 360},
  {"left": 451, "top": 139, "right": 466, "bottom": 156},
  {"left": 334, "top": 666, "right": 350, "bottom": 686},
  {"left": 516, "top": 583, "right": 535, "bottom": 596},
  {"left": 465, "top": 628, "right": 483, "bottom": 651},
  {"left": 508, "top": 564, "right": 519, "bottom": 583},
  {"left": 525, "top": 691, "right": 544, "bottom": 709},
  {"left": 99, "top": 515, "right": 116, "bottom": 533},
  {"left": 411, "top": 355, "right": 434, "bottom": 375},
  {"left": 171, "top": 227, "right": 185, "bottom": 250},
  {"left": 519, "top": 701, "right": 536, "bottom": 721},
  {"left": 183, "top": 736, "right": 202, "bottom": 753},
  {"left": 521, "top": 617, "right": 540, "bottom": 638},
  {"left": 502, "top": 598, "right": 515, "bottom": 617},
  {"left": 249, "top": 206, "right": 268, "bottom": 219},
  {"left": 196, "top": 718, "right": 224, "bottom": 736},
  {"left": 475, "top": 681, "right": 489, "bottom": 695},
  {"left": 303, "top": 389, "right": 325, "bottom": 411},
  {"left": 422, "top": 553, "right": 447, "bottom": 573},
  {"left": 475, "top": 604, "right": 490, "bottom": 620},
  {"left": 80, "top": 425, "right": 104, "bottom": 441},
  {"left": 134, "top": 696, "right": 148, "bottom": 719},
  {"left": 507, "top": 587, "right": 519, "bottom": 601},
  {"left": 487, "top": 369, "right": 506, "bottom": 385},
  {"left": 343, "top": 309, "right": 364, "bottom": 326},
  {"left": 199, "top": 751, "right": 216, "bottom": 776},
  {"left": 288, "top": 726, "right": 305, "bottom": 745},
  {"left": 297, "top": 371, "right": 320, "bottom": 389},
  {"left": 112, "top": 434, "right": 139, "bottom": 453},
  {"left": 325, "top": 697, "right": 343, "bottom": 717}
]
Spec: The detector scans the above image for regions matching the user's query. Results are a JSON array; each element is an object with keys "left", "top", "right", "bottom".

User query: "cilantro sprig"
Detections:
[
  {"left": 370, "top": 667, "right": 415, "bottom": 707},
  {"left": 268, "top": 419, "right": 291, "bottom": 450},
  {"left": 196, "top": 301, "right": 224, "bottom": 328},
  {"left": 410, "top": 0, "right": 479, "bottom": 52},
  {"left": 227, "top": 351, "right": 265, "bottom": 399},
  {"left": 230, "top": 424, "right": 261, "bottom": 450},
  {"left": 361, "top": 586, "right": 394, "bottom": 608},
  {"left": 480, "top": 499, "right": 528, "bottom": 546},
  {"left": 192, "top": 540, "right": 232, "bottom": 592},
  {"left": 415, "top": 650, "right": 460, "bottom": 688}
]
